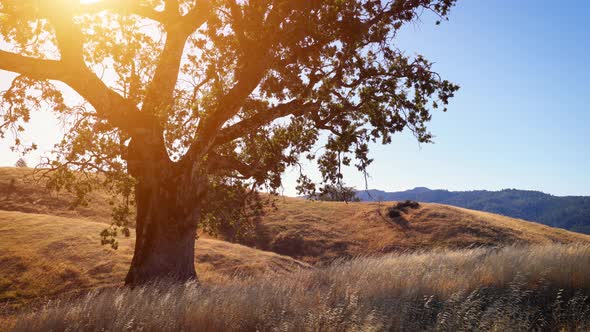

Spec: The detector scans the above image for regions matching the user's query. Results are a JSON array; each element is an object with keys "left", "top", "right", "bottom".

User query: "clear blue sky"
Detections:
[
  {"left": 285, "top": 0, "right": 590, "bottom": 196},
  {"left": 1, "top": 0, "right": 589, "bottom": 196}
]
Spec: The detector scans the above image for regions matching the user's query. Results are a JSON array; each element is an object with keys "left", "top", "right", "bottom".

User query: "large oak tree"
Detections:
[{"left": 0, "top": 0, "right": 458, "bottom": 285}]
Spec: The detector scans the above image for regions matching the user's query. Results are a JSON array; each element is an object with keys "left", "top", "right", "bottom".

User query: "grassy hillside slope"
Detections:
[
  {"left": 0, "top": 167, "right": 115, "bottom": 222},
  {"left": 0, "top": 211, "right": 308, "bottom": 307},
  {"left": 357, "top": 187, "right": 590, "bottom": 234},
  {"left": 2, "top": 167, "right": 589, "bottom": 265},
  {"left": 258, "top": 198, "right": 590, "bottom": 264},
  {"left": 2, "top": 167, "right": 590, "bottom": 330}
]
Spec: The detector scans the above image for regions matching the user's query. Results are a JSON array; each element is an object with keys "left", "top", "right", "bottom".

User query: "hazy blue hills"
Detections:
[{"left": 356, "top": 188, "right": 590, "bottom": 234}]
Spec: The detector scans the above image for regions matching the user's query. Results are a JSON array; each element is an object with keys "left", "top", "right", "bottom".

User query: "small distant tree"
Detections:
[
  {"left": 313, "top": 184, "right": 360, "bottom": 202},
  {"left": 14, "top": 158, "right": 27, "bottom": 168},
  {"left": 0, "top": 0, "right": 459, "bottom": 285}
]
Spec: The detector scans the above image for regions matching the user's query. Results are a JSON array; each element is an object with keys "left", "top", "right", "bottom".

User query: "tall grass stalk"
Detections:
[{"left": 10, "top": 244, "right": 590, "bottom": 331}]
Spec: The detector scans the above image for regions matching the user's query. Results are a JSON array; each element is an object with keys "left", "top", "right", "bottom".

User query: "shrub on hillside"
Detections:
[
  {"left": 271, "top": 233, "right": 305, "bottom": 257},
  {"left": 387, "top": 208, "right": 402, "bottom": 218},
  {"left": 388, "top": 200, "right": 420, "bottom": 218}
]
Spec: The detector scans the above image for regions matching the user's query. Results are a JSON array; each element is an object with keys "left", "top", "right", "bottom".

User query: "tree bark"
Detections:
[
  {"left": 125, "top": 177, "right": 199, "bottom": 285},
  {"left": 125, "top": 136, "right": 201, "bottom": 286}
]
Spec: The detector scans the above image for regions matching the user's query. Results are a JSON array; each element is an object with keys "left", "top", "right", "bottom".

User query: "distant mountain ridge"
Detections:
[{"left": 356, "top": 188, "right": 590, "bottom": 234}]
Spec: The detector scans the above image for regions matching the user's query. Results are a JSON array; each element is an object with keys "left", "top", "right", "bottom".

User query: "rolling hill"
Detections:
[
  {"left": 255, "top": 198, "right": 590, "bottom": 264},
  {"left": 1, "top": 166, "right": 590, "bottom": 310},
  {"left": 357, "top": 187, "right": 590, "bottom": 234},
  {"left": 0, "top": 167, "right": 116, "bottom": 223},
  {"left": 0, "top": 210, "right": 308, "bottom": 308},
  {"left": 3, "top": 167, "right": 589, "bottom": 262}
]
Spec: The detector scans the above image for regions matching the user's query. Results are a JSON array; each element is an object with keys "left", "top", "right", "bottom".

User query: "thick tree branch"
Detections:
[
  {"left": 184, "top": 58, "right": 269, "bottom": 162},
  {"left": 165, "top": 0, "right": 180, "bottom": 15},
  {"left": 206, "top": 152, "right": 262, "bottom": 179},
  {"left": 1, "top": 1, "right": 149, "bottom": 134},
  {"left": 141, "top": 31, "right": 190, "bottom": 115},
  {"left": 44, "top": 2, "right": 86, "bottom": 65},
  {"left": 0, "top": 51, "right": 68, "bottom": 80},
  {"left": 64, "top": 67, "right": 147, "bottom": 134},
  {"left": 180, "top": 0, "right": 212, "bottom": 33},
  {"left": 78, "top": 0, "right": 168, "bottom": 24},
  {"left": 0, "top": 50, "right": 143, "bottom": 134},
  {"left": 183, "top": 1, "right": 302, "bottom": 162},
  {"left": 214, "top": 100, "right": 320, "bottom": 147},
  {"left": 141, "top": 2, "right": 211, "bottom": 118}
]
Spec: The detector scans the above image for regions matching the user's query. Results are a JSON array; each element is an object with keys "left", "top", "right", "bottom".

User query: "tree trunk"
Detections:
[
  {"left": 124, "top": 136, "right": 202, "bottom": 286},
  {"left": 125, "top": 176, "right": 199, "bottom": 285}
]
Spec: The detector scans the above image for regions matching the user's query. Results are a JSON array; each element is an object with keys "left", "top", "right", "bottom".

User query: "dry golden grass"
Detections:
[
  {"left": 258, "top": 198, "right": 590, "bottom": 264},
  {"left": 0, "top": 167, "right": 115, "bottom": 223},
  {"left": 2, "top": 166, "right": 590, "bottom": 330},
  {"left": 0, "top": 211, "right": 308, "bottom": 308},
  {"left": 7, "top": 244, "right": 590, "bottom": 331},
  {"left": 3, "top": 167, "right": 589, "bottom": 266}
]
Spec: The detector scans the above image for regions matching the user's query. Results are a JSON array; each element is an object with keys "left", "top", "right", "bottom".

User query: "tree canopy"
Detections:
[{"left": 0, "top": 0, "right": 459, "bottom": 282}]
